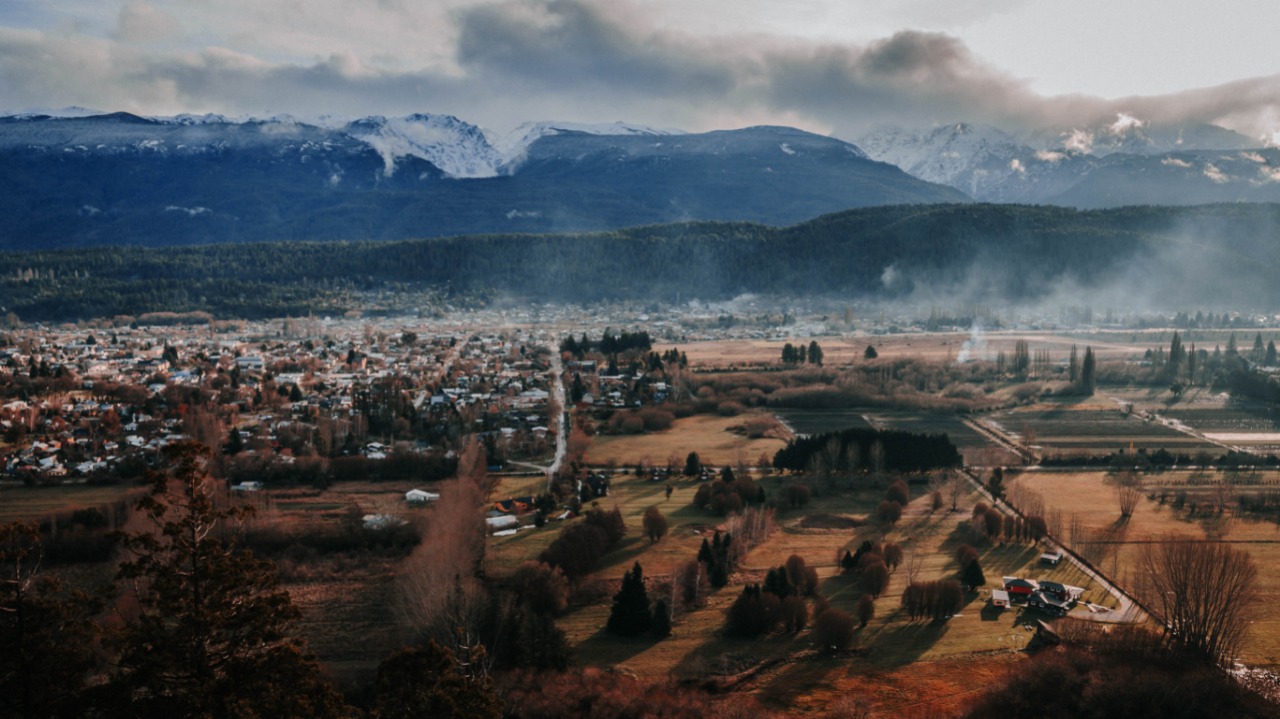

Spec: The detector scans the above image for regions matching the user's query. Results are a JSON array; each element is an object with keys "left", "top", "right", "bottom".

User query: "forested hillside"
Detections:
[{"left": 2, "top": 203, "right": 1278, "bottom": 321}]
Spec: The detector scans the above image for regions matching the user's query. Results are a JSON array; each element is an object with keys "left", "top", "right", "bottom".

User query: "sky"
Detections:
[{"left": 2, "top": 0, "right": 1279, "bottom": 142}]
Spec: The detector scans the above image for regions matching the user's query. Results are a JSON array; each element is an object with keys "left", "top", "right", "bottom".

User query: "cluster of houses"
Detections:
[
  {"left": 0, "top": 317, "right": 582, "bottom": 484},
  {"left": 993, "top": 576, "right": 1085, "bottom": 616}
]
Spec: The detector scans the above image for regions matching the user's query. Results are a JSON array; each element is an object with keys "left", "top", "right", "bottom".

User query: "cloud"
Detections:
[
  {"left": 1203, "top": 162, "right": 1229, "bottom": 184},
  {"left": 0, "top": 0, "right": 1278, "bottom": 142},
  {"left": 1162, "top": 157, "right": 1193, "bottom": 168},
  {"left": 115, "top": 1, "right": 182, "bottom": 44}
]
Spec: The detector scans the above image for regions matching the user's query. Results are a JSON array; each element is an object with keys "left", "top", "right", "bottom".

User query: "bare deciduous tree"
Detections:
[
  {"left": 1118, "top": 485, "right": 1142, "bottom": 519},
  {"left": 1137, "top": 538, "right": 1258, "bottom": 666},
  {"left": 396, "top": 440, "right": 493, "bottom": 671}
]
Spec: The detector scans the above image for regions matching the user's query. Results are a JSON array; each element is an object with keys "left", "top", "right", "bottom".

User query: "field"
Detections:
[
  {"left": 1161, "top": 406, "right": 1280, "bottom": 453},
  {"left": 487, "top": 464, "right": 1125, "bottom": 704},
  {"left": 772, "top": 408, "right": 1019, "bottom": 467},
  {"left": 664, "top": 329, "right": 1177, "bottom": 369},
  {"left": 1011, "top": 469, "right": 1280, "bottom": 666},
  {"left": 588, "top": 412, "right": 790, "bottom": 467},
  {"left": 0, "top": 482, "right": 140, "bottom": 524},
  {"left": 983, "top": 403, "right": 1220, "bottom": 457}
]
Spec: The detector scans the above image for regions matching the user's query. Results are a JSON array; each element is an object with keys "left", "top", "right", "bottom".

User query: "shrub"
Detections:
[
  {"left": 860, "top": 561, "right": 890, "bottom": 598},
  {"left": 855, "top": 594, "right": 875, "bottom": 628},
  {"left": 507, "top": 561, "right": 570, "bottom": 616},
  {"left": 786, "top": 483, "right": 812, "bottom": 507},
  {"left": 811, "top": 608, "right": 855, "bottom": 652},
  {"left": 886, "top": 479, "right": 910, "bottom": 506},
  {"left": 876, "top": 500, "right": 902, "bottom": 524},
  {"left": 782, "top": 595, "right": 809, "bottom": 633},
  {"left": 726, "top": 585, "right": 782, "bottom": 637},
  {"left": 642, "top": 506, "right": 668, "bottom": 543}
]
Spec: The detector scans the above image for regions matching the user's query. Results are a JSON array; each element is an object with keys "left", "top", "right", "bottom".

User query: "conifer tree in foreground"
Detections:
[{"left": 106, "top": 441, "right": 346, "bottom": 718}]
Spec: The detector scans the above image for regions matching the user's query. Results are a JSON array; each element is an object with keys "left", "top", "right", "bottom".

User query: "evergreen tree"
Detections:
[
  {"left": 0, "top": 522, "right": 102, "bottom": 719},
  {"left": 1081, "top": 346, "right": 1097, "bottom": 395},
  {"left": 1268, "top": 341, "right": 1278, "bottom": 367},
  {"left": 650, "top": 599, "right": 672, "bottom": 638},
  {"left": 1068, "top": 344, "right": 1079, "bottom": 383},
  {"left": 808, "top": 340, "right": 824, "bottom": 366},
  {"left": 1253, "top": 333, "right": 1266, "bottom": 363},
  {"left": 961, "top": 557, "right": 986, "bottom": 591},
  {"left": 864, "top": 345, "right": 878, "bottom": 360},
  {"left": 106, "top": 442, "right": 347, "bottom": 718},
  {"left": 605, "top": 562, "right": 652, "bottom": 637},
  {"left": 225, "top": 426, "right": 244, "bottom": 455},
  {"left": 684, "top": 451, "right": 702, "bottom": 477},
  {"left": 1169, "top": 331, "right": 1184, "bottom": 374}
]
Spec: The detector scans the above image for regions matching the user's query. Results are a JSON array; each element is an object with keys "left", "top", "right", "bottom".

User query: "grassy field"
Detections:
[
  {"left": 1012, "top": 470, "right": 1280, "bottom": 666},
  {"left": 487, "top": 466, "right": 1124, "bottom": 689},
  {"left": 0, "top": 482, "right": 141, "bottom": 524},
  {"left": 986, "top": 403, "right": 1219, "bottom": 456},
  {"left": 660, "top": 329, "right": 1180, "bottom": 370},
  {"left": 588, "top": 412, "right": 790, "bottom": 467}
]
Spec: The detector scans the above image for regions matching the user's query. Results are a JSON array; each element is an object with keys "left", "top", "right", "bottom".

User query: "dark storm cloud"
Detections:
[{"left": 1, "top": 0, "right": 1277, "bottom": 141}]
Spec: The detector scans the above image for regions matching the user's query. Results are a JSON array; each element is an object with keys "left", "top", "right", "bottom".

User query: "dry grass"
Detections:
[
  {"left": 588, "top": 412, "right": 789, "bottom": 467},
  {"left": 659, "top": 329, "right": 1160, "bottom": 369},
  {"left": 0, "top": 483, "right": 140, "bottom": 524},
  {"left": 489, "top": 468, "right": 1121, "bottom": 684},
  {"left": 1013, "top": 470, "right": 1280, "bottom": 667}
]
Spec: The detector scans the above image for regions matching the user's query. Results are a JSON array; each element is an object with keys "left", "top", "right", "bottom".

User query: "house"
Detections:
[
  {"left": 485, "top": 515, "right": 519, "bottom": 532},
  {"left": 1037, "top": 581, "right": 1083, "bottom": 603},
  {"left": 1028, "top": 590, "right": 1073, "bottom": 616},
  {"left": 405, "top": 488, "right": 439, "bottom": 504},
  {"left": 1003, "top": 577, "right": 1038, "bottom": 598},
  {"left": 1040, "top": 550, "right": 1064, "bottom": 566}
]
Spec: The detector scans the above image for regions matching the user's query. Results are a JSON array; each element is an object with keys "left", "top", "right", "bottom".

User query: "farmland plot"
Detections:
[
  {"left": 987, "top": 406, "right": 1217, "bottom": 457},
  {"left": 1013, "top": 470, "right": 1280, "bottom": 666},
  {"left": 1160, "top": 407, "right": 1280, "bottom": 453}
]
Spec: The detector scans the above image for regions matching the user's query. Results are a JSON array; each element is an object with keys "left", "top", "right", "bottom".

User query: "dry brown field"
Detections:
[
  {"left": 1011, "top": 470, "right": 1280, "bottom": 667},
  {"left": 661, "top": 329, "right": 1162, "bottom": 369},
  {"left": 488, "top": 465, "right": 1123, "bottom": 691},
  {"left": 0, "top": 482, "right": 140, "bottom": 524},
  {"left": 588, "top": 412, "right": 790, "bottom": 467}
]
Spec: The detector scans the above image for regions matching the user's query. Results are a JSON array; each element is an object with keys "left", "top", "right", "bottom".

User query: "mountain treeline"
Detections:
[{"left": 3, "top": 203, "right": 1280, "bottom": 321}]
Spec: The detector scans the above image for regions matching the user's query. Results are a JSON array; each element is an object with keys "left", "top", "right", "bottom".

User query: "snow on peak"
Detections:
[
  {"left": 343, "top": 114, "right": 504, "bottom": 178},
  {"left": 495, "top": 120, "right": 685, "bottom": 165},
  {"left": 3, "top": 106, "right": 106, "bottom": 119}
]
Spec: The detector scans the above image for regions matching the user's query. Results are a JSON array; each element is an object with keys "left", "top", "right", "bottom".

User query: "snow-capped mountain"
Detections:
[
  {"left": 494, "top": 120, "right": 685, "bottom": 165},
  {"left": 0, "top": 111, "right": 963, "bottom": 249},
  {"left": 344, "top": 114, "right": 505, "bottom": 179},
  {"left": 859, "top": 116, "right": 1279, "bottom": 206}
]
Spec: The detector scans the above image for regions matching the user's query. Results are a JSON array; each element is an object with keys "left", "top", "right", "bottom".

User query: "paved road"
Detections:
[{"left": 545, "top": 352, "right": 567, "bottom": 491}]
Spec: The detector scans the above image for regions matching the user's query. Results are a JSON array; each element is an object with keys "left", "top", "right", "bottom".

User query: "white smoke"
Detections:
[{"left": 956, "top": 322, "right": 986, "bottom": 363}]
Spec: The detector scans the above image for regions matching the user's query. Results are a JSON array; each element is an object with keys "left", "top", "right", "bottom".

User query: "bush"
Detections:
[
  {"left": 886, "top": 479, "right": 910, "bottom": 505},
  {"left": 507, "top": 562, "right": 570, "bottom": 616},
  {"left": 786, "top": 483, "right": 812, "bottom": 507},
  {"left": 860, "top": 561, "right": 890, "bottom": 598},
  {"left": 855, "top": 594, "right": 875, "bottom": 628},
  {"left": 726, "top": 585, "right": 782, "bottom": 637},
  {"left": 876, "top": 500, "right": 902, "bottom": 524},
  {"left": 782, "top": 595, "right": 809, "bottom": 633},
  {"left": 811, "top": 608, "right": 855, "bottom": 652},
  {"left": 642, "top": 505, "right": 668, "bottom": 543}
]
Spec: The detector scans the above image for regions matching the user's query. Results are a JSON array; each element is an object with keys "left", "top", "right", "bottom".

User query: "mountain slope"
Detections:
[
  {"left": 0, "top": 113, "right": 965, "bottom": 249},
  {"left": 5, "top": 203, "right": 1280, "bottom": 320},
  {"left": 859, "top": 119, "right": 1279, "bottom": 207}
]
